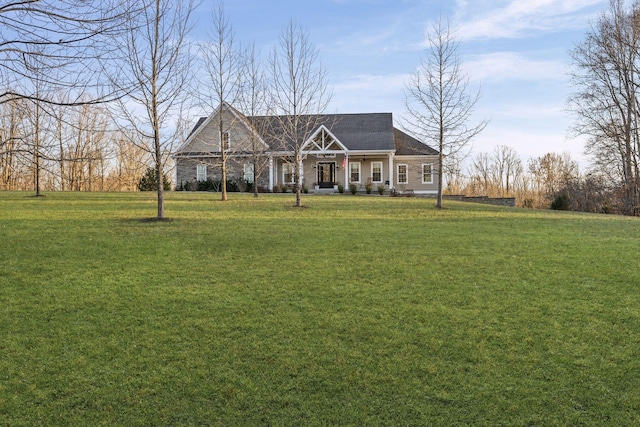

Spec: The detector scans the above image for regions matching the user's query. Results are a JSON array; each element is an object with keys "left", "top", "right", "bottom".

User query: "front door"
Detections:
[{"left": 317, "top": 162, "right": 335, "bottom": 188}]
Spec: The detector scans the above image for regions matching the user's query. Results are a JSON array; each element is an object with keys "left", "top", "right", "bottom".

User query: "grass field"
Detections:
[{"left": 1, "top": 191, "right": 639, "bottom": 425}]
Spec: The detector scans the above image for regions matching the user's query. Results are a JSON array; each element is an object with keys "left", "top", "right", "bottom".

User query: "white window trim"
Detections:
[
  {"left": 350, "top": 161, "right": 361, "bottom": 183},
  {"left": 371, "top": 161, "right": 383, "bottom": 183},
  {"left": 282, "top": 163, "right": 295, "bottom": 184},
  {"left": 397, "top": 163, "right": 408, "bottom": 185},
  {"left": 244, "top": 163, "right": 254, "bottom": 183},
  {"left": 197, "top": 164, "right": 207, "bottom": 181},
  {"left": 422, "top": 163, "right": 433, "bottom": 184}
]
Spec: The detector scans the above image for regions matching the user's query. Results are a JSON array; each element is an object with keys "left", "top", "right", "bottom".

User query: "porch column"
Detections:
[
  {"left": 268, "top": 156, "right": 274, "bottom": 191},
  {"left": 344, "top": 153, "right": 349, "bottom": 188},
  {"left": 388, "top": 153, "right": 394, "bottom": 189},
  {"left": 298, "top": 158, "right": 304, "bottom": 190}
]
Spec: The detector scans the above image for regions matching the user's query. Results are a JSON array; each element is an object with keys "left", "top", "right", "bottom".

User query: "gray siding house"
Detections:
[{"left": 173, "top": 103, "right": 439, "bottom": 193}]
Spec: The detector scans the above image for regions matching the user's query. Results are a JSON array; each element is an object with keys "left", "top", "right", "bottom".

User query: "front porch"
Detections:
[{"left": 268, "top": 153, "right": 396, "bottom": 192}]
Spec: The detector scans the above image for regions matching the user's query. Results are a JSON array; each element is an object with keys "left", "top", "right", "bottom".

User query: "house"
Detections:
[{"left": 173, "top": 103, "right": 439, "bottom": 194}]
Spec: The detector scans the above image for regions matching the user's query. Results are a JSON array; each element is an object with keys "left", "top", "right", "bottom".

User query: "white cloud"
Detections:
[
  {"left": 454, "top": 0, "right": 604, "bottom": 40},
  {"left": 463, "top": 52, "right": 566, "bottom": 82},
  {"left": 330, "top": 73, "right": 409, "bottom": 113},
  {"left": 333, "top": 73, "right": 408, "bottom": 92},
  {"left": 488, "top": 102, "right": 565, "bottom": 120}
]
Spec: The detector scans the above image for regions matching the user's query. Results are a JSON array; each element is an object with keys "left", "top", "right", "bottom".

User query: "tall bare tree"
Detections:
[
  {"left": 404, "top": 18, "right": 487, "bottom": 209},
  {"left": 199, "top": 2, "right": 243, "bottom": 201},
  {"left": 469, "top": 152, "right": 492, "bottom": 195},
  {"left": 23, "top": 57, "right": 54, "bottom": 196},
  {"left": 570, "top": 0, "right": 640, "bottom": 214},
  {"left": 110, "top": 0, "right": 196, "bottom": 219},
  {"left": 491, "top": 145, "right": 523, "bottom": 197},
  {"left": 0, "top": 100, "right": 28, "bottom": 189},
  {"left": 269, "top": 20, "right": 331, "bottom": 207}
]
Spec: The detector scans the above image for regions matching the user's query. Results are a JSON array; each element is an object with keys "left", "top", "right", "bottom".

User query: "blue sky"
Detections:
[{"left": 193, "top": 0, "right": 608, "bottom": 167}]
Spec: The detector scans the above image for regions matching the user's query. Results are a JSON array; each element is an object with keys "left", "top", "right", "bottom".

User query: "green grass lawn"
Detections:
[{"left": 1, "top": 191, "right": 639, "bottom": 425}]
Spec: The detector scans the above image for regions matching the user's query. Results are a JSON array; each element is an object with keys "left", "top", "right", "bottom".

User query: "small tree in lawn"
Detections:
[
  {"left": 109, "top": 0, "right": 196, "bottom": 219},
  {"left": 238, "top": 43, "right": 271, "bottom": 198},
  {"left": 404, "top": 18, "right": 487, "bottom": 209},
  {"left": 199, "top": 1, "right": 243, "bottom": 202},
  {"left": 269, "top": 20, "right": 331, "bottom": 207},
  {"left": 138, "top": 167, "right": 171, "bottom": 191}
]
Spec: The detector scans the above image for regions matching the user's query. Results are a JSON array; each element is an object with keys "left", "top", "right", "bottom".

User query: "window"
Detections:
[
  {"left": 350, "top": 162, "right": 361, "bottom": 183},
  {"left": 244, "top": 163, "right": 254, "bottom": 183},
  {"left": 196, "top": 164, "right": 207, "bottom": 181},
  {"left": 220, "top": 131, "right": 230, "bottom": 150},
  {"left": 283, "top": 163, "right": 295, "bottom": 184},
  {"left": 371, "top": 162, "right": 382, "bottom": 183},
  {"left": 397, "top": 164, "right": 408, "bottom": 184},
  {"left": 422, "top": 164, "right": 433, "bottom": 184}
]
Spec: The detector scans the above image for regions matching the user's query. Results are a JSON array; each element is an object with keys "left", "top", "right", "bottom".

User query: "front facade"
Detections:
[{"left": 173, "top": 103, "right": 439, "bottom": 194}]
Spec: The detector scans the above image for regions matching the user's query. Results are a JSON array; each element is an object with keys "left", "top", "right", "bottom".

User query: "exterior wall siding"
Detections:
[
  {"left": 186, "top": 109, "right": 257, "bottom": 153},
  {"left": 393, "top": 156, "right": 439, "bottom": 194}
]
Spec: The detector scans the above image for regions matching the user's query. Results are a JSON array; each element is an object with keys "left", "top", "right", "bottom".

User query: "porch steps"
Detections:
[{"left": 312, "top": 188, "right": 336, "bottom": 195}]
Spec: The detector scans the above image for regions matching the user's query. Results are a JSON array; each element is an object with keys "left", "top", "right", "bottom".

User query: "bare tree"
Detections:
[
  {"left": 491, "top": 145, "right": 522, "bottom": 197},
  {"left": 570, "top": 0, "right": 640, "bottom": 214},
  {"left": 62, "top": 104, "right": 111, "bottom": 191},
  {"left": 269, "top": 20, "right": 332, "bottom": 207},
  {"left": 469, "top": 152, "right": 492, "bottom": 195},
  {"left": 22, "top": 58, "right": 54, "bottom": 196},
  {"left": 0, "top": 100, "right": 28, "bottom": 189},
  {"left": 198, "top": 2, "right": 244, "bottom": 201},
  {"left": 528, "top": 152, "right": 579, "bottom": 206},
  {"left": 404, "top": 18, "right": 487, "bottom": 209},
  {"left": 106, "top": 132, "right": 150, "bottom": 191},
  {"left": 443, "top": 151, "right": 465, "bottom": 194},
  {"left": 110, "top": 0, "right": 196, "bottom": 219},
  {"left": 238, "top": 43, "right": 271, "bottom": 198}
]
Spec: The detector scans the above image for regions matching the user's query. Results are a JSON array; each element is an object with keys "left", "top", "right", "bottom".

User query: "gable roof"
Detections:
[
  {"left": 176, "top": 105, "right": 438, "bottom": 156},
  {"left": 393, "top": 128, "right": 439, "bottom": 156},
  {"left": 241, "top": 113, "right": 396, "bottom": 152}
]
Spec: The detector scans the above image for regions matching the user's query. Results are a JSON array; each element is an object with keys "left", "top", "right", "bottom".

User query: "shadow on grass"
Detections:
[
  {"left": 117, "top": 217, "right": 175, "bottom": 224},
  {"left": 138, "top": 217, "right": 174, "bottom": 223}
]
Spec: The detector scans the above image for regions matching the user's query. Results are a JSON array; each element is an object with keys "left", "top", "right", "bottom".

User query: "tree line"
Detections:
[{"left": 0, "top": 99, "right": 149, "bottom": 192}]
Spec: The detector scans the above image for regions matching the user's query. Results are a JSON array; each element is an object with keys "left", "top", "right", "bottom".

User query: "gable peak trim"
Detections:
[{"left": 301, "top": 125, "right": 348, "bottom": 153}]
